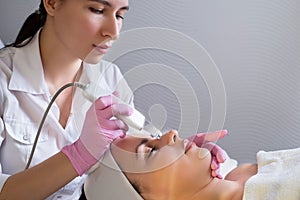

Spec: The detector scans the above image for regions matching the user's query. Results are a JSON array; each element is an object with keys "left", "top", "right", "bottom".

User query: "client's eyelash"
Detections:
[
  {"left": 116, "top": 14, "right": 124, "bottom": 20},
  {"left": 148, "top": 146, "right": 157, "bottom": 158},
  {"left": 150, "top": 147, "right": 157, "bottom": 153}
]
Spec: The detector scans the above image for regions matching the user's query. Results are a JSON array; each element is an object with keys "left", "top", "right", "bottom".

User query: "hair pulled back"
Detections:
[{"left": 12, "top": 1, "right": 47, "bottom": 47}]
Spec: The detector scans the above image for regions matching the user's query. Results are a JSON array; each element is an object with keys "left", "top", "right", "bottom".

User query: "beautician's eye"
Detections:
[
  {"left": 116, "top": 14, "right": 124, "bottom": 20},
  {"left": 89, "top": 7, "right": 104, "bottom": 14}
]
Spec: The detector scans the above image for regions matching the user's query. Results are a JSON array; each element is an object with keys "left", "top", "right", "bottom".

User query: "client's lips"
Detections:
[{"left": 184, "top": 139, "right": 195, "bottom": 153}]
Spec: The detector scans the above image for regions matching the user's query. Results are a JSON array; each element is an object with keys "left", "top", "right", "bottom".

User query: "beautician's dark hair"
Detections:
[{"left": 11, "top": 1, "right": 47, "bottom": 47}]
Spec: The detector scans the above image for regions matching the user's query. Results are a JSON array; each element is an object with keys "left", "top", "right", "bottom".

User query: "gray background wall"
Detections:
[{"left": 1, "top": 0, "right": 300, "bottom": 163}]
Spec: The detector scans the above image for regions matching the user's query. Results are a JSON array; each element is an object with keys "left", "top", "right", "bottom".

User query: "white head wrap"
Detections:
[
  {"left": 84, "top": 147, "right": 144, "bottom": 200},
  {"left": 0, "top": 39, "right": 4, "bottom": 48}
]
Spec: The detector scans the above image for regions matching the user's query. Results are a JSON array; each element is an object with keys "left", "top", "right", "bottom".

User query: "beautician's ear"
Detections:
[{"left": 43, "top": 0, "right": 59, "bottom": 16}]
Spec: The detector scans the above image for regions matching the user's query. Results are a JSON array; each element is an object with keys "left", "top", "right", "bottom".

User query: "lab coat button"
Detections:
[{"left": 23, "top": 135, "right": 29, "bottom": 141}]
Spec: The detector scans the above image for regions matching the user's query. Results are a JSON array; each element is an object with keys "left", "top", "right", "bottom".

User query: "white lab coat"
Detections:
[{"left": 0, "top": 31, "right": 133, "bottom": 199}]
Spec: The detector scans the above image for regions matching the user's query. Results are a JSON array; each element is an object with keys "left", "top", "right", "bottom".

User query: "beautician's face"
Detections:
[
  {"left": 49, "top": 0, "right": 129, "bottom": 63},
  {"left": 111, "top": 130, "right": 214, "bottom": 199}
]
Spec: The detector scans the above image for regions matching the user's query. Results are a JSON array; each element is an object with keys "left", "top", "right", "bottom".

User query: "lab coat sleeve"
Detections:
[
  {"left": 114, "top": 65, "right": 134, "bottom": 107},
  {"left": 100, "top": 61, "right": 134, "bottom": 106},
  {"left": 0, "top": 117, "right": 10, "bottom": 191},
  {"left": 86, "top": 60, "right": 134, "bottom": 106},
  {"left": 0, "top": 67, "right": 10, "bottom": 191}
]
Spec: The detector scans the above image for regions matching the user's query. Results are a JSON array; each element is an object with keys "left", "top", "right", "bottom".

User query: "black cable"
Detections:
[{"left": 25, "top": 82, "right": 85, "bottom": 170}]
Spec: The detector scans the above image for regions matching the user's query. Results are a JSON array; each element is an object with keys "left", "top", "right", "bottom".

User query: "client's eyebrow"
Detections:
[{"left": 89, "top": 0, "right": 129, "bottom": 10}]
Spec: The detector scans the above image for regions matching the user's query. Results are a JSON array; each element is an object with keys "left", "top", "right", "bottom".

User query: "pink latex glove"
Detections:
[
  {"left": 62, "top": 95, "right": 133, "bottom": 176},
  {"left": 188, "top": 129, "right": 228, "bottom": 179}
]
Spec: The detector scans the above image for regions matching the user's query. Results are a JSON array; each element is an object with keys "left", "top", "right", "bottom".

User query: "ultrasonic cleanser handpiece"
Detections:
[{"left": 78, "top": 82, "right": 150, "bottom": 134}]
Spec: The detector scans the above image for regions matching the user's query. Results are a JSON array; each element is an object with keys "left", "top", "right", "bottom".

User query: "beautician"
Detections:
[{"left": 0, "top": 0, "right": 227, "bottom": 199}]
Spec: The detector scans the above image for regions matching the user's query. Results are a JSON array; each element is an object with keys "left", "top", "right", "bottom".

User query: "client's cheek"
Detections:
[
  {"left": 198, "top": 148, "right": 211, "bottom": 160},
  {"left": 146, "top": 148, "right": 184, "bottom": 172},
  {"left": 197, "top": 148, "right": 213, "bottom": 175}
]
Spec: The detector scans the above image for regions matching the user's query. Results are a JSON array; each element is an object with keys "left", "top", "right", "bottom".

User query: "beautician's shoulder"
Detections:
[
  {"left": 0, "top": 47, "right": 16, "bottom": 107},
  {"left": 0, "top": 46, "right": 16, "bottom": 71}
]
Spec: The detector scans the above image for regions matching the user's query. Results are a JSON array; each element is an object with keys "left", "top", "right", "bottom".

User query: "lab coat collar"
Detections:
[{"left": 9, "top": 29, "right": 48, "bottom": 94}]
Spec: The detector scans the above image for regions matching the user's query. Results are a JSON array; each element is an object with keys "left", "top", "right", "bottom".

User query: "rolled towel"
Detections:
[{"left": 243, "top": 147, "right": 300, "bottom": 200}]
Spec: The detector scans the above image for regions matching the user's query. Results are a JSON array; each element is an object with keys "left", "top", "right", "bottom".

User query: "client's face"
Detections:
[{"left": 111, "top": 130, "right": 214, "bottom": 199}]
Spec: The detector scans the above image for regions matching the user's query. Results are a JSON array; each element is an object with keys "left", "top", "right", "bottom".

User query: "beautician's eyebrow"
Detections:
[{"left": 89, "top": 0, "right": 129, "bottom": 11}]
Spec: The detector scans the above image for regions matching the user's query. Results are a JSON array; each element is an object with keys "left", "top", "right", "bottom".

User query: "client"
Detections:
[
  {"left": 85, "top": 130, "right": 256, "bottom": 200},
  {"left": 84, "top": 130, "right": 300, "bottom": 200}
]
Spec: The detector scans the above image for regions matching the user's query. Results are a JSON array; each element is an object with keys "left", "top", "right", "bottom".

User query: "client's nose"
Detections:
[
  {"left": 160, "top": 130, "right": 179, "bottom": 146},
  {"left": 148, "top": 130, "right": 179, "bottom": 150}
]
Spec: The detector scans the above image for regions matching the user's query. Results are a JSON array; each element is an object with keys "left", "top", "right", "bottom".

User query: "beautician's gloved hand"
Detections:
[
  {"left": 62, "top": 95, "right": 133, "bottom": 176},
  {"left": 188, "top": 129, "right": 228, "bottom": 179}
]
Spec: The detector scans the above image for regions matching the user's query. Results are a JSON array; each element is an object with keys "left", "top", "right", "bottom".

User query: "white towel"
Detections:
[{"left": 243, "top": 147, "right": 300, "bottom": 200}]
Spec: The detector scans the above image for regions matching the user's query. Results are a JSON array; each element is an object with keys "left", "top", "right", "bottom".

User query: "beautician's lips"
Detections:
[{"left": 93, "top": 44, "right": 111, "bottom": 54}]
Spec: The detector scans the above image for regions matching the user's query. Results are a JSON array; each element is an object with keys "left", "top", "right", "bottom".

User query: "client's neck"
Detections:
[
  {"left": 191, "top": 178, "right": 243, "bottom": 200},
  {"left": 190, "top": 164, "right": 258, "bottom": 200}
]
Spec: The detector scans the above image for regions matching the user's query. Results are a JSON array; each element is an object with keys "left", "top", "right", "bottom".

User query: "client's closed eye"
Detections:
[
  {"left": 147, "top": 146, "right": 157, "bottom": 158},
  {"left": 137, "top": 144, "right": 158, "bottom": 159}
]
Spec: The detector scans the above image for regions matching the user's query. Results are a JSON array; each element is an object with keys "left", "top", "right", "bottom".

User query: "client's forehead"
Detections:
[{"left": 112, "top": 135, "right": 151, "bottom": 153}]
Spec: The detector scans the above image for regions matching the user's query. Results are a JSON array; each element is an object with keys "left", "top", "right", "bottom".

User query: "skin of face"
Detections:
[
  {"left": 46, "top": 0, "right": 129, "bottom": 64},
  {"left": 111, "top": 130, "right": 215, "bottom": 200}
]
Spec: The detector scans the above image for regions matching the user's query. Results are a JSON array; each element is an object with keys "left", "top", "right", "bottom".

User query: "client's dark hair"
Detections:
[
  {"left": 10, "top": 1, "right": 47, "bottom": 47},
  {"left": 122, "top": 172, "right": 142, "bottom": 195},
  {"left": 131, "top": 181, "right": 142, "bottom": 195}
]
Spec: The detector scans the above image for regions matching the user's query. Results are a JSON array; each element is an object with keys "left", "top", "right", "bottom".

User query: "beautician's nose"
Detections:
[{"left": 101, "top": 15, "right": 120, "bottom": 40}]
